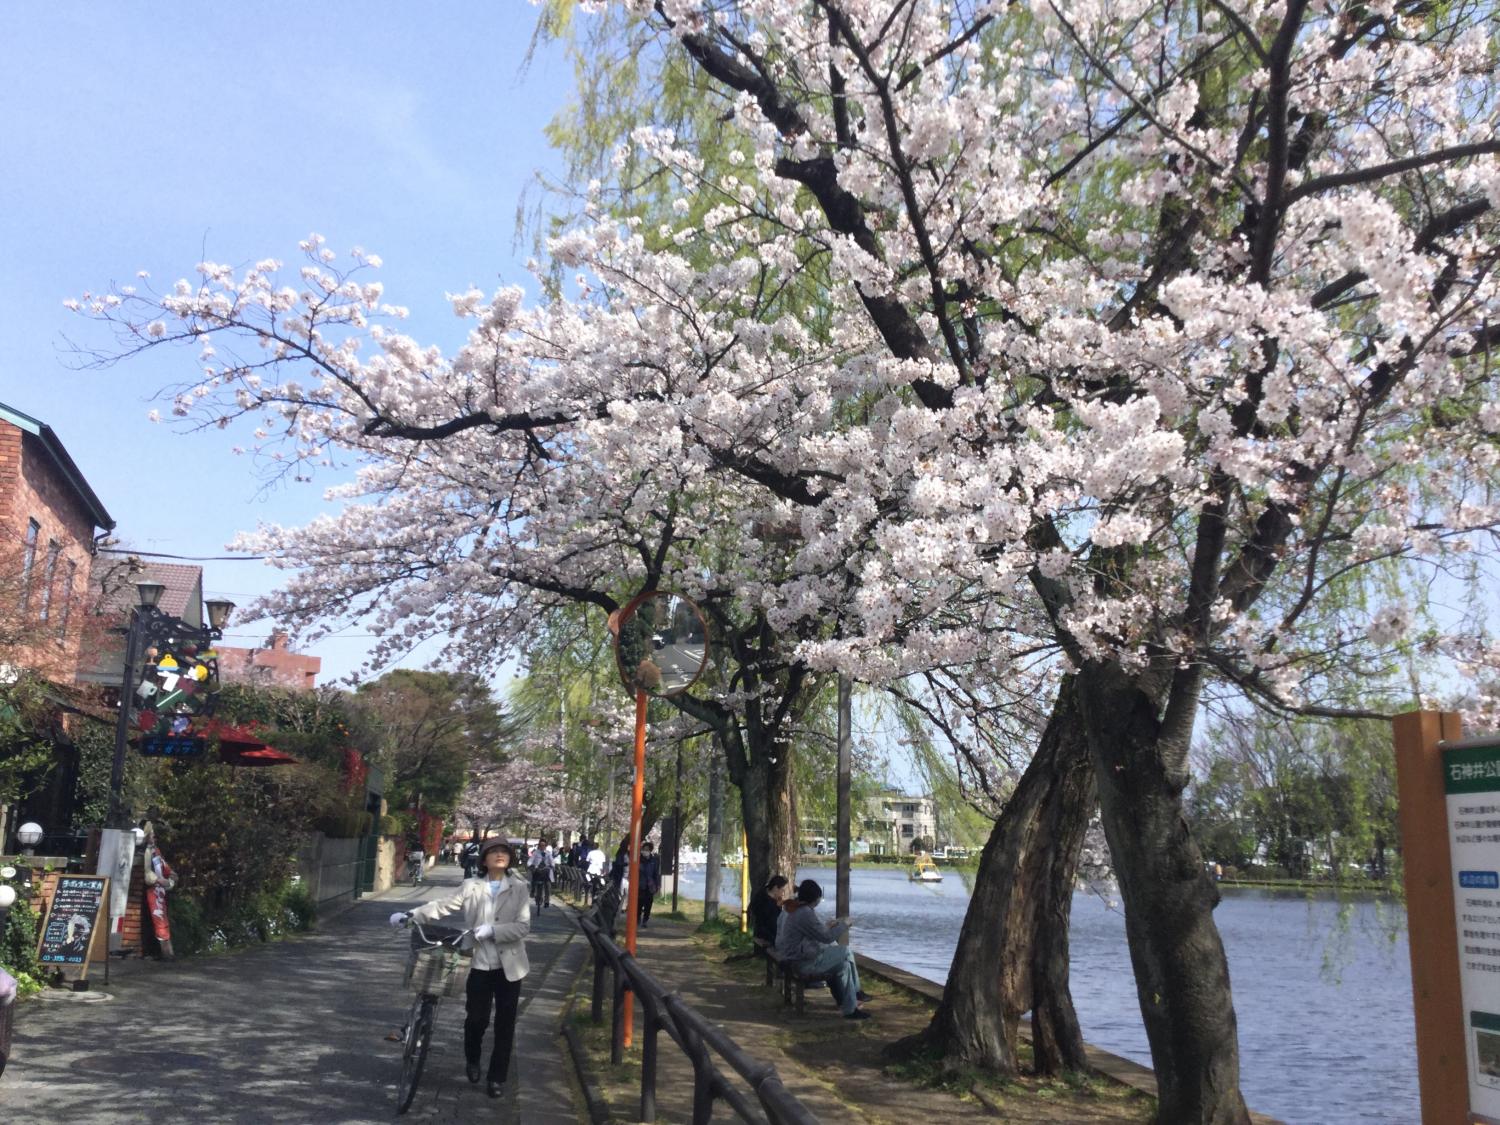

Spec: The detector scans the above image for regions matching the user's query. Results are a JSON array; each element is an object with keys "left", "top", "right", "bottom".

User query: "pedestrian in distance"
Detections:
[
  {"left": 391, "top": 836, "right": 531, "bottom": 1098},
  {"left": 637, "top": 841, "right": 661, "bottom": 927},
  {"left": 461, "top": 839, "right": 478, "bottom": 879},
  {"left": 527, "top": 838, "right": 555, "bottom": 909},
  {"left": 608, "top": 835, "right": 631, "bottom": 892},
  {"left": 584, "top": 839, "right": 607, "bottom": 905},
  {"left": 776, "top": 879, "right": 870, "bottom": 1020}
]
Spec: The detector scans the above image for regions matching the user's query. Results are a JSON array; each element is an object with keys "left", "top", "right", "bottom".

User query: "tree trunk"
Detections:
[
  {"left": 738, "top": 738, "right": 798, "bottom": 893},
  {"left": 916, "top": 677, "right": 1092, "bottom": 1076},
  {"left": 1028, "top": 711, "right": 1094, "bottom": 1074},
  {"left": 1078, "top": 664, "right": 1249, "bottom": 1125}
]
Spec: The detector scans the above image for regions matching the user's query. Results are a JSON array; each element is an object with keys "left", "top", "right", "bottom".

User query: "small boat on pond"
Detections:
[{"left": 909, "top": 857, "right": 943, "bottom": 883}]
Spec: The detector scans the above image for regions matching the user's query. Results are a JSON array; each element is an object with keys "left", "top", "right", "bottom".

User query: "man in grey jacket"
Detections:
[{"left": 775, "top": 879, "right": 870, "bottom": 1020}]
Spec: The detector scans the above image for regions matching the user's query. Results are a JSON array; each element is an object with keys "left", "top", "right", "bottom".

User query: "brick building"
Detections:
[
  {"left": 0, "top": 400, "right": 116, "bottom": 849},
  {"left": 217, "top": 630, "right": 321, "bottom": 691},
  {"left": 0, "top": 401, "right": 115, "bottom": 682}
]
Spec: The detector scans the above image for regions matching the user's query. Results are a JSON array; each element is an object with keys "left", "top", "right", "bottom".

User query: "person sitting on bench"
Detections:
[
  {"left": 750, "top": 874, "right": 790, "bottom": 950},
  {"left": 776, "top": 879, "right": 870, "bottom": 1020}
]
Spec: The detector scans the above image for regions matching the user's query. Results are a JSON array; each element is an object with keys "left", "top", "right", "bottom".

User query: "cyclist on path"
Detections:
[
  {"left": 527, "top": 839, "right": 555, "bottom": 909},
  {"left": 391, "top": 837, "right": 530, "bottom": 1098}
]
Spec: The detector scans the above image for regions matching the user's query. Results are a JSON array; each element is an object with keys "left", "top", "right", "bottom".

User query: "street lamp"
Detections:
[
  {"left": 16, "top": 823, "right": 42, "bottom": 855},
  {"left": 107, "top": 582, "right": 234, "bottom": 828}
]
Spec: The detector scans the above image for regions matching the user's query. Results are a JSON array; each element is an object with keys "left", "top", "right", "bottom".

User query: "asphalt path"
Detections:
[{"left": 0, "top": 864, "right": 586, "bottom": 1124}]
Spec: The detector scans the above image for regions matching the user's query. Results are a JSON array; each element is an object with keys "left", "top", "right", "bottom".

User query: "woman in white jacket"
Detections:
[{"left": 391, "top": 836, "right": 530, "bottom": 1098}]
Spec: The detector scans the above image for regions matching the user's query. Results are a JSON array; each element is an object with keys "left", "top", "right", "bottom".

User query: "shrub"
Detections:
[
  {"left": 377, "top": 813, "right": 404, "bottom": 837},
  {"left": 0, "top": 879, "right": 43, "bottom": 996},
  {"left": 282, "top": 883, "right": 316, "bottom": 931},
  {"left": 166, "top": 894, "right": 212, "bottom": 957},
  {"left": 166, "top": 881, "right": 315, "bottom": 958}
]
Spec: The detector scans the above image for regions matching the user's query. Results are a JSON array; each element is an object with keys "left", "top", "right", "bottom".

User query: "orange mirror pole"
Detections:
[{"left": 622, "top": 686, "right": 648, "bottom": 1048}]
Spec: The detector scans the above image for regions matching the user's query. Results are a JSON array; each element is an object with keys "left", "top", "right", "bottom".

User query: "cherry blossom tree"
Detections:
[{"left": 74, "top": 0, "right": 1500, "bottom": 1117}]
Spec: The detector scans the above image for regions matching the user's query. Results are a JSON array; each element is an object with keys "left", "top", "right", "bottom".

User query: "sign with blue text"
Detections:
[
  {"left": 139, "top": 735, "right": 207, "bottom": 758},
  {"left": 1445, "top": 740, "right": 1500, "bottom": 1123}
]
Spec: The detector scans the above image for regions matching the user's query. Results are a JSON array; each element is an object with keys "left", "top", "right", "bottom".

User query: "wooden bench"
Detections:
[{"left": 761, "top": 942, "right": 834, "bottom": 1015}]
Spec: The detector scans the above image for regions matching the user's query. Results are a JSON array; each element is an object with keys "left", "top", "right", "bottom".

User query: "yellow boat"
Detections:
[{"left": 909, "top": 857, "right": 943, "bottom": 883}]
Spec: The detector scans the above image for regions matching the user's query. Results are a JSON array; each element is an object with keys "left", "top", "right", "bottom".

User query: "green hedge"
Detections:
[
  {"left": 0, "top": 874, "right": 43, "bottom": 996},
  {"left": 166, "top": 880, "right": 317, "bottom": 957}
]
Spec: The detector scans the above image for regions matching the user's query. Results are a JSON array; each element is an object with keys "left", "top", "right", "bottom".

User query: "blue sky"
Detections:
[{"left": 0, "top": 4, "right": 577, "bottom": 681}]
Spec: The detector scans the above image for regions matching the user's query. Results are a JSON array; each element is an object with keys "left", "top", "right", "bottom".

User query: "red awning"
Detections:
[
  {"left": 221, "top": 744, "right": 298, "bottom": 767},
  {"left": 200, "top": 719, "right": 298, "bottom": 767}
]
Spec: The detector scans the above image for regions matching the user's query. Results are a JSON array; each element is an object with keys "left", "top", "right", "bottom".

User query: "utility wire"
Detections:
[{"left": 96, "top": 548, "right": 270, "bottom": 561}]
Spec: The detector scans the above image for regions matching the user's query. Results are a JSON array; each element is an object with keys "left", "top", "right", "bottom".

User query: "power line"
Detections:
[{"left": 96, "top": 548, "right": 270, "bottom": 561}]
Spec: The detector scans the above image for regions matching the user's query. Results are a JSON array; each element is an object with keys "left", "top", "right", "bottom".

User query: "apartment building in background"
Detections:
[
  {"left": 862, "top": 790, "right": 940, "bottom": 853},
  {"left": 217, "top": 630, "right": 321, "bottom": 691}
]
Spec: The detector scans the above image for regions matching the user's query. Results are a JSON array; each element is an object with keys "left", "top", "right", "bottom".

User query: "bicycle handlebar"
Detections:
[{"left": 405, "top": 919, "right": 474, "bottom": 951}]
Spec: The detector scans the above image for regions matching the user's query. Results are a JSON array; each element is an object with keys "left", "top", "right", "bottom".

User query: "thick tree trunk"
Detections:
[
  {"left": 916, "top": 678, "right": 1092, "bottom": 1076},
  {"left": 1028, "top": 724, "right": 1094, "bottom": 1074},
  {"left": 738, "top": 742, "right": 798, "bottom": 893},
  {"left": 1078, "top": 664, "right": 1249, "bottom": 1125}
]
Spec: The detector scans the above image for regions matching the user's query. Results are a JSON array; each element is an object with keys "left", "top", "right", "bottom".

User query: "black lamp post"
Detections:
[{"left": 107, "top": 582, "right": 234, "bottom": 829}]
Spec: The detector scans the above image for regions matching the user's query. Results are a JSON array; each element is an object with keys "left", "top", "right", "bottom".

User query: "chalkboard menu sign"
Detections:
[{"left": 37, "top": 875, "right": 109, "bottom": 972}]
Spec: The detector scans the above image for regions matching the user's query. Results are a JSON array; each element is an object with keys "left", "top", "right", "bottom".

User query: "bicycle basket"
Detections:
[{"left": 406, "top": 944, "right": 471, "bottom": 997}]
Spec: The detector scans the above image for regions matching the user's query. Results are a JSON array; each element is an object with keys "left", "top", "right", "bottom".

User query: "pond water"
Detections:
[{"left": 673, "top": 864, "right": 1416, "bottom": 1125}]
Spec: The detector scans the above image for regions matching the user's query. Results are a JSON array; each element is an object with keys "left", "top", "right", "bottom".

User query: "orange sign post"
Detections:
[
  {"left": 609, "top": 590, "right": 710, "bottom": 1051},
  {"left": 1392, "top": 710, "right": 1470, "bottom": 1124}
]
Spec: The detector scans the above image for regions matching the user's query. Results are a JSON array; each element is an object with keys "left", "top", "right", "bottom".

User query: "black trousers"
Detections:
[
  {"left": 464, "top": 968, "right": 522, "bottom": 1083},
  {"left": 531, "top": 872, "right": 551, "bottom": 908},
  {"left": 638, "top": 891, "right": 656, "bottom": 924}
]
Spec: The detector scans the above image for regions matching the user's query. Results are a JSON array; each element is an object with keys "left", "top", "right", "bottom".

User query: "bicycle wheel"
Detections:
[{"left": 396, "top": 995, "right": 437, "bottom": 1113}]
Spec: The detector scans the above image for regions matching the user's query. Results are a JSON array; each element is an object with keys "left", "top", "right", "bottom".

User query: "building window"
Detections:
[
  {"left": 38, "top": 541, "right": 60, "bottom": 622},
  {"left": 19, "top": 519, "right": 39, "bottom": 612},
  {"left": 901, "top": 823, "right": 915, "bottom": 837},
  {"left": 57, "top": 558, "right": 76, "bottom": 639},
  {"left": 902, "top": 803, "right": 916, "bottom": 815}
]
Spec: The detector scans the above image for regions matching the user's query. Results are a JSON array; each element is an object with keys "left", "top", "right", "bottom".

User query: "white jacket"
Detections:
[{"left": 408, "top": 872, "right": 531, "bottom": 980}]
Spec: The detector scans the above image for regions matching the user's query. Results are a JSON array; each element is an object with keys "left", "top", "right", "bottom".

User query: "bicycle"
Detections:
[
  {"left": 395, "top": 919, "right": 472, "bottom": 1114},
  {"left": 406, "top": 855, "right": 424, "bottom": 886}
]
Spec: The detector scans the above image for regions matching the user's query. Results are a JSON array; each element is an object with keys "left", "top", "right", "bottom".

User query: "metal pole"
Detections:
[
  {"left": 107, "top": 611, "right": 141, "bottom": 829},
  {"left": 740, "top": 828, "right": 749, "bottom": 933},
  {"left": 622, "top": 687, "right": 648, "bottom": 1048},
  {"left": 836, "top": 674, "right": 851, "bottom": 944},
  {"left": 704, "top": 747, "right": 723, "bottom": 924},
  {"left": 671, "top": 738, "right": 684, "bottom": 915}
]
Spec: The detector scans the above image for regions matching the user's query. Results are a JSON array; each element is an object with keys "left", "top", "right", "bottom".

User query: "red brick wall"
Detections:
[
  {"left": 217, "top": 642, "right": 322, "bottom": 690},
  {"left": 1, "top": 421, "right": 102, "bottom": 681}
]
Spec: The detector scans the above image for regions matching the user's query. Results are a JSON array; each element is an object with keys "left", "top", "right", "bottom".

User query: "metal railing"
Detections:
[{"left": 577, "top": 911, "right": 820, "bottom": 1125}]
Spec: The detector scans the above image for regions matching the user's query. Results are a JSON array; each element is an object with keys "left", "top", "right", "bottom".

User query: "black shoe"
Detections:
[
  {"left": 856, "top": 991, "right": 870, "bottom": 1002},
  {"left": 466, "top": 1062, "right": 481, "bottom": 1084},
  {"left": 845, "top": 1009, "right": 871, "bottom": 1020},
  {"left": 487, "top": 1079, "right": 505, "bottom": 1098}
]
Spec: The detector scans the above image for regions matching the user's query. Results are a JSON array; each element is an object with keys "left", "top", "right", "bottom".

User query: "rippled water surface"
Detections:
[{"left": 674, "top": 864, "right": 1415, "bottom": 1124}]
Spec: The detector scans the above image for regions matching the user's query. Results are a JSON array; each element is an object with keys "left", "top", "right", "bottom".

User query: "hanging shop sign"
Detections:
[{"left": 133, "top": 630, "right": 222, "bottom": 741}]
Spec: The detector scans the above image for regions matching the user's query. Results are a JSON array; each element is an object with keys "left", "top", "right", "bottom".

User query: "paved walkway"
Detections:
[{"left": 0, "top": 864, "right": 587, "bottom": 1124}]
